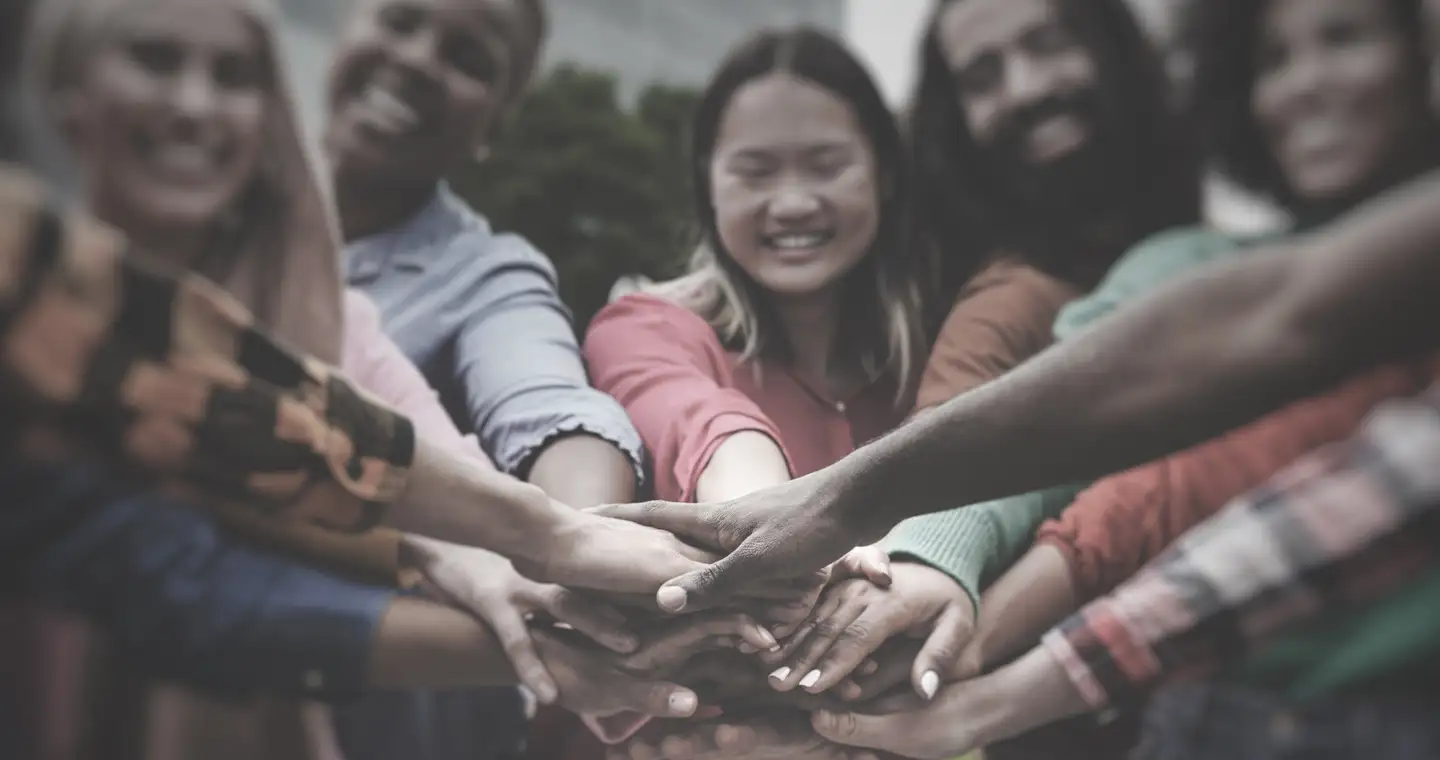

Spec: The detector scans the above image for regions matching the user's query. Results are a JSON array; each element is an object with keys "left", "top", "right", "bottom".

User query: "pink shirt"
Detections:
[
  {"left": 585, "top": 293, "right": 905, "bottom": 502},
  {"left": 342, "top": 290, "right": 494, "bottom": 468}
]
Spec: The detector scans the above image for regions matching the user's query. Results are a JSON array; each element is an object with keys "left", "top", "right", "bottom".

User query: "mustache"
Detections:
[{"left": 990, "top": 89, "right": 1102, "bottom": 163}]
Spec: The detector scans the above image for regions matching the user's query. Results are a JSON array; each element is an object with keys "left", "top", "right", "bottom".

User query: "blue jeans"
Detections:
[{"left": 1134, "top": 683, "right": 1440, "bottom": 760}]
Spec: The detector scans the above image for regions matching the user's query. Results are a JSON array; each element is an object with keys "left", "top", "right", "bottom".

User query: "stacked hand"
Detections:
[{"left": 591, "top": 472, "right": 895, "bottom": 613}]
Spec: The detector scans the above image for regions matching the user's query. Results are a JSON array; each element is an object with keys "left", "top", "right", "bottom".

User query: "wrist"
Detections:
[{"left": 973, "top": 647, "right": 1087, "bottom": 747}]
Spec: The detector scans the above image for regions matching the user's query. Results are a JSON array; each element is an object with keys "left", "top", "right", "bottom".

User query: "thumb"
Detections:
[
  {"left": 834, "top": 546, "right": 892, "bottom": 588},
  {"left": 589, "top": 500, "right": 718, "bottom": 547},
  {"left": 912, "top": 604, "right": 974, "bottom": 701},
  {"left": 656, "top": 544, "right": 767, "bottom": 613},
  {"left": 812, "top": 710, "right": 902, "bottom": 752}
]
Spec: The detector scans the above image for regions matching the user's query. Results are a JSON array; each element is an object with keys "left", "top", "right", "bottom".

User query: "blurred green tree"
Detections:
[{"left": 450, "top": 65, "right": 699, "bottom": 331}]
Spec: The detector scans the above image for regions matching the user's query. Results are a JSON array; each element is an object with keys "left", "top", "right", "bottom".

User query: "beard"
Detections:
[{"left": 981, "top": 87, "right": 1126, "bottom": 219}]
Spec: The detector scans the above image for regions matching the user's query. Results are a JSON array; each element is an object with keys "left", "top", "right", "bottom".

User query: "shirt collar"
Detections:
[{"left": 345, "top": 182, "right": 491, "bottom": 275}]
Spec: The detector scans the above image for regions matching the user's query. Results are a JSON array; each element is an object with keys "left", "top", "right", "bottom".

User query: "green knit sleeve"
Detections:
[
  {"left": 1053, "top": 226, "right": 1243, "bottom": 340},
  {"left": 881, "top": 484, "right": 1082, "bottom": 609}
]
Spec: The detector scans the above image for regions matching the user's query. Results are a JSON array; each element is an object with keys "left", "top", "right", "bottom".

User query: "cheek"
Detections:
[
  {"left": 962, "top": 96, "right": 999, "bottom": 143},
  {"left": 711, "top": 187, "right": 761, "bottom": 260}
]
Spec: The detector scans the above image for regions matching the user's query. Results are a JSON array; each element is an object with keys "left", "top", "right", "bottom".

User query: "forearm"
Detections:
[
  {"left": 367, "top": 597, "right": 516, "bottom": 689},
  {"left": 528, "top": 433, "right": 637, "bottom": 508},
  {"left": 394, "top": 436, "right": 566, "bottom": 564},
  {"left": 838, "top": 172, "right": 1440, "bottom": 523},
  {"left": 970, "top": 646, "right": 1090, "bottom": 748},
  {"left": 695, "top": 431, "right": 793, "bottom": 503},
  {"left": 968, "top": 544, "right": 1080, "bottom": 672}
]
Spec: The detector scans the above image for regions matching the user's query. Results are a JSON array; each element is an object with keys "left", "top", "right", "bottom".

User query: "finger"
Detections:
[
  {"left": 657, "top": 538, "right": 780, "bottom": 614},
  {"left": 812, "top": 711, "right": 903, "bottom": 752},
  {"left": 764, "top": 579, "right": 851, "bottom": 665},
  {"left": 489, "top": 608, "right": 558, "bottom": 705},
  {"left": 834, "top": 546, "right": 892, "bottom": 588},
  {"left": 845, "top": 648, "right": 915, "bottom": 704},
  {"left": 733, "top": 569, "right": 832, "bottom": 600},
  {"left": 610, "top": 679, "right": 699, "bottom": 719},
  {"left": 912, "top": 605, "right": 974, "bottom": 701},
  {"left": 629, "top": 613, "right": 775, "bottom": 673},
  {"left": 773, "top": 603, "right": 866, "bottom": 692},
  {"left": 590, "top": 501, "right": 719, "bottom": 547},
  {"left": 542, "top": 588, "right": 640, "bottom": 654},
  {"left": 802, "top": 612, "right": 897, "bottom": 694},
  {"left": 859, "top": 690, "right": 927, "bottom": 715},
  {"left": 953, "top": 639, "right": 987, "bottom": 681}
]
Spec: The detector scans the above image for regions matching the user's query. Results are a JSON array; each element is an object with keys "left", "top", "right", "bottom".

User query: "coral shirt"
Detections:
[{"left": 585, "top": 293, "right": 907, "bottom": 502}]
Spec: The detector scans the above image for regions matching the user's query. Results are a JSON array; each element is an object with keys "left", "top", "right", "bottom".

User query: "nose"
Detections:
[
  {"left": 391, "top": 25, "right": 442, "bottom": 76},
  {"left": 1005, "top": 52, "right": 1062, "bottom": 110},
  {"left": 768, "top": 182, "right": 823, "bottom": 221},
  {"left": 171, "top": 65, "right": 219, "bottom": 121},
  {"left": 1268, "top": 48, "right": 1329, "bottom": 120}
]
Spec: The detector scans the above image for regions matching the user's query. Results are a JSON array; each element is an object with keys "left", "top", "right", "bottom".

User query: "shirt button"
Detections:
[{"left": 303, "top": 669, "right": 325, "bottom": 691}]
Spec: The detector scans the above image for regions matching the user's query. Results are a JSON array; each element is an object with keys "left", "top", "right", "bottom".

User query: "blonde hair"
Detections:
[{"left": 26, "top": 0, "right": 347, "bottom": 363}]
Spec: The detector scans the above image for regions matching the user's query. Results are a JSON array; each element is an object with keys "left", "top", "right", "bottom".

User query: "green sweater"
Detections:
[
  {"left": 887, "top": 225, "right": 1440, "bottom": 700},
  {"left": 883, "top": 227, "right": 1244, "bottom": 607}
]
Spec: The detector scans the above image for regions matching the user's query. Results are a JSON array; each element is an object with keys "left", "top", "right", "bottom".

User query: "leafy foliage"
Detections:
[{"left": 450, "top": 65, "right": 700, "bottom": 331}]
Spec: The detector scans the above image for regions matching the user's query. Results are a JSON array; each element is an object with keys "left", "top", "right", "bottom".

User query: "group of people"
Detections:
[{"left": 2, "top": 0, "right": 1440, "bottom": 759}]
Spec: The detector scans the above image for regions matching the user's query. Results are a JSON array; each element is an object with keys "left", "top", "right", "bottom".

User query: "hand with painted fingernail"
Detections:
[
  {"left": 813, "top": 646, "right": 1088, "bottom": 759},
  {"left": 407, "top": 536, "right": 639, "bottom": 704},
  {"left": 766, "top": 562, "right": 975, "bottom": 700},
  {"left": 533, "top": 628, "right": 701, "bottom": 719}
]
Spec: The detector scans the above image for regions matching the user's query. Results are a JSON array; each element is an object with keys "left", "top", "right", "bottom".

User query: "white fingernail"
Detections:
[
  {"left": 920, "top": 670, "right": 939, "bottom": 700},
  {"left": 669, "top": 691, "right": 697, "bottom": 716},
  {"left": 800, "top": 670, "right": 821, "bottom": 689},
  {"left": 769, "top": 666, "right": 791, "bottom": 682}
]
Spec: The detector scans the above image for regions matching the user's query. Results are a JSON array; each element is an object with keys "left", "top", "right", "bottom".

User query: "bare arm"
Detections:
[
  {"left": 529, "top": 433, "right": 637, "bottom": 508},
  {"left": 696, "top": 431, "right": 793, "bottom": 503},
  {"left": 835, "top": 170, "right": 1440, "bottom": 525}
]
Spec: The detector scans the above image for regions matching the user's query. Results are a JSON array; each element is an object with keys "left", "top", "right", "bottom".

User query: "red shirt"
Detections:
[{"left": 584, "top": 293, "right": 907, "bottom": 501}]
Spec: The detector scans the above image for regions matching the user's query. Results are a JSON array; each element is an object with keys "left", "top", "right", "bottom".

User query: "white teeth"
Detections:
[
  {"left": 360, "top": 85, "right": 420, "bottom": 134},
  {"left": 769, "top": 233, "right": 829, "bottom": 249},
  {"left": 152, "top": 144, "right": 213, "bottom": 174}
]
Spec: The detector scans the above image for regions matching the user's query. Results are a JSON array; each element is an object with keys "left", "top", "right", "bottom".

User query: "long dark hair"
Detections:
[
  {"left": 672, "top": 27, "right": 927, "bottom": 400},
  {"left": 1189, "top": 0, "right": 1439, "bottom": 217},
  {"left": 910, "top": 0, "right": 1201, "bottom": 302}
]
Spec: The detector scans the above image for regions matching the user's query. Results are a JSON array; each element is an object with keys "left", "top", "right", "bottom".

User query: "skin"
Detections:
[
  {"left": 595, "top": 167, "right": 1440, "bottom": 612},
  {"left": 689, "top": 71, "right": 884, "bottom": 504},
  {"left": 938, "top": 0, "right": 1098, "bottom": 175},
  {"left": 925, "top": 0, "right": 1440, "bottom": 699},
  {"left": 51, "top": 0, "right": 716, "bottom": 711},
  {"left": 765, "top": 562, "right": 973, "bottom": 701},
  {"left": 58, "top": 0, "right": 267, "bottom": 263},
  {"left": 1253, "top": 0, "right": 1433, "bottom": 208},
  {"left": 324, "top": 0, "right": 637, "bottom": 511}
]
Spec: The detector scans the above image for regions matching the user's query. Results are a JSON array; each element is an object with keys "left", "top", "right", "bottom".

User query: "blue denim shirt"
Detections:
[
  {"left": 4, "top": 464, "right": 390, "bottom": 701},
  {"left": 345, "top": 184, "right": 644, "bottom": 479}
]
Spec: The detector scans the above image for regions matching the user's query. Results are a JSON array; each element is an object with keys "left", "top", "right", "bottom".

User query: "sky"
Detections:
[{"left": 843, "top": 0, "right": 932, "bottom": 106}]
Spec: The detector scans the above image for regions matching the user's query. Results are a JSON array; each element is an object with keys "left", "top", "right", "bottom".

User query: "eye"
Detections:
[
  {"left": 213, "top": 51, "right": 266, "bottom": 92},
  {"left": 728, "top": 155, "right": 778, "bottom": 181},
  {"left": 804, "top": 148, "right": 852, "bottom": 180},
  {"left": 954, "top": 52, "right": 1002, "bottom": 95},
  {"left": 127, "top": 39, "right": 182, "bottom": 76},
  {"left": 441, "top": 35, "right": 500, "bottom": 84},
  {"left": 378, "top": 3, "right": 422, "bottom": 34}
]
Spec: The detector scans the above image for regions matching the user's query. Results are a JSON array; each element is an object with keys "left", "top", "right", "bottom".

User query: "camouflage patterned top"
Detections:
[{"left": 0, "top": 166, "right": 414, "bottom": 535}]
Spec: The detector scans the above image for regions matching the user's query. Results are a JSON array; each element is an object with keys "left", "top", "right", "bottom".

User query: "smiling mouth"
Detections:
[
  {"left": 351, "top": 83, "right": 426, "bottom": 139},
  {"left": 764, "top": 231, "right": 836, "bottom": 251},
  {"left": 134, "top": 131, "right": 231, "bottom": 183}
]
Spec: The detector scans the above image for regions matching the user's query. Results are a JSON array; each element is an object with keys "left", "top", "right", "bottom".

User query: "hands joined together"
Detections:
[{"left": 415, "top": 489, "right": 1080, "bottom": 760}]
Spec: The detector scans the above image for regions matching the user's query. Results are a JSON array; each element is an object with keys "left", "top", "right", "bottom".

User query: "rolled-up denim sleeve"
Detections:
[
  {"left": 451, "top": 233, "right": 644, "bottom": 479},
  {"left": 21, "top": 470, "right": 391, "bottom": 702}
]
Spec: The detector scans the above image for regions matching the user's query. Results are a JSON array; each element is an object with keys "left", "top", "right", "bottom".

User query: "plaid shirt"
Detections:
[
  {"left": 1043, "top": 380, "right": 1440, "bottom": 710},
  {"left": 0, "top": 166, "right": 413, "bottom": 535}
]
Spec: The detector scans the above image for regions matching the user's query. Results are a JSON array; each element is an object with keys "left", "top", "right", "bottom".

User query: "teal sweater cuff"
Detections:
[{"left": 881, "top": 485, "right": 1085, "bottom": 611}]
